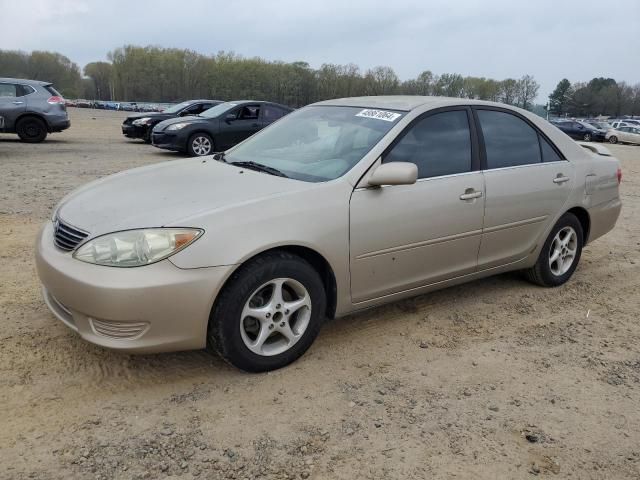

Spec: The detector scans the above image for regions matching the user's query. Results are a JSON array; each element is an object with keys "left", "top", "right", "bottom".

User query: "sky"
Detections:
[{"left": 1, "top": 0, "right": 639, "bottom": 101}]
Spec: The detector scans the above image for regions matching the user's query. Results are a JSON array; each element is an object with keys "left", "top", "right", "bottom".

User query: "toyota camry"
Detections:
[{"left": 36, "top": 96, "right": 622, "bottom": 372}]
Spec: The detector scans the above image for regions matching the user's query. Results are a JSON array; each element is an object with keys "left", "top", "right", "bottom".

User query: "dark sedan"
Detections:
[
  {"left": 151, "top": 101, "right": 293, "bottom": 156},
  {"left": 122, "top": 99, "right": 222, "bottom": 143},
  {"left": 551, "top": 120, "right": 605, "bottom": 142}
]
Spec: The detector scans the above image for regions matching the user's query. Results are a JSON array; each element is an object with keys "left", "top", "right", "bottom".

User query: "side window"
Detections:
[
  {"left": 383, "top": 110, "right": 472, "bottom": 179},
  {"left": 16, "top": 85, "right": 35, "bottom": 97},
  {"left": 0, "top": 83, "right": 17, "bottom": 97},
  {"left": 182, "top": 104, "right": 202, "bottom": 115},
  {"left": 263, "top": 105, "right": 288, "bottom": 122},
  {"left": 540, "top": 135, "right": 562, "bottom": 162},
  {"left": 477, "top": 110, "right": 541, "bottom": 169},
  {"left": 238, "top": 105, "right": 260, "bottom": 120}
]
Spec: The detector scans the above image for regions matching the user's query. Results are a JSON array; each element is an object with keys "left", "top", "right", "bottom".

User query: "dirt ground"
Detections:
[{"left": 1, "top": 108, "right": 639, "bottom": 480}]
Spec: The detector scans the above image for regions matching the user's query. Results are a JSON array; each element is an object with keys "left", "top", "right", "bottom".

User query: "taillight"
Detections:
[
  {"left": 617, "top": 168, "right": 622, "bottom": 184},
  {"left": 47, "top": 96, "right": 64, "bottom": 104}
]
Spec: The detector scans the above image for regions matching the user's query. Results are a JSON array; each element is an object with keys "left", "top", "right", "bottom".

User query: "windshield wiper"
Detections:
[{"left": 230, "top": 161, "right": 289, "bottom": 178}]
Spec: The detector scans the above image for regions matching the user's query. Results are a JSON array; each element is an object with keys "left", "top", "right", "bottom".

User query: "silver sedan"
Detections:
[{"left": 36, "top": 96, "right": 622, "bottom": 372}]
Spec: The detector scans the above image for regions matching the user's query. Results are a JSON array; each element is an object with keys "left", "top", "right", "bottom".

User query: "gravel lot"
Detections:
[{"left": 1, "top": 108, "right": 639, "bottom": 479}]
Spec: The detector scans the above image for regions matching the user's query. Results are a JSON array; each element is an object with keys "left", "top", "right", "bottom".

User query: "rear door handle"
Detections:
[
  {"left": 12, "top": 101, "right": 24, "bottom": 105},
  {"left": 459, "top": 190, "right": 483, "bottom": 201},
  {"left": 553, "top": 175, "right": 570, "bottom": 184}
]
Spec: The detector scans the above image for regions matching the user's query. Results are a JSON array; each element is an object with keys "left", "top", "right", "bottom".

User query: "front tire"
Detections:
[
  {"left": 583, "top": 133, "right": 592, "bottom": 142},
  {"left": 524, "top": 213, "right": 583, "bottom": 287},
  {"left": 608, "top": 136, "right": 618, "bottom": 144},
  {"left": 16, "top": 117, "right": 48, "bottom": 143},
  {"left": 187, "top": 133, "right": 213, "bottom": 156},
  {"left": 208, "top": 251, "right": 326, "bottom": 372}
]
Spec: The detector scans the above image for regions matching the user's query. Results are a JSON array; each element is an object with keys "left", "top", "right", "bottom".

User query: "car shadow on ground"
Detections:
[{"left": 44, "top": 270, "right": 529, "bottom": 389}]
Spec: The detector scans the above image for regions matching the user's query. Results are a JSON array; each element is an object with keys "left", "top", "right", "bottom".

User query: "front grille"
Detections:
[
  {"left": 54, "top": 219, "right": 89, "bottom": 251},
  {"left": 90, "top": 318, "right": 150, "bottom": 340}
]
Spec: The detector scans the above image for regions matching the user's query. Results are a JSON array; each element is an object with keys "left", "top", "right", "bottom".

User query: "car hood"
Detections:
[
  {"left": 56, "top": 158, "right": 310, "bottom": 237},
  {"left": 154, "top": 116, "right": 210, "bottom": 131},
  {"left": 126, "top": 112, "right": 168, "bottom": 121}
]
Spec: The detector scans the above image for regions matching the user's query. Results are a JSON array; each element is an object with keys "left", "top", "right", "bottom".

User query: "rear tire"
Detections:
[
  {"left": 524, "top": 213, "right": 583, "bottom": 287},
  {"left": 187, "top": 133, "right": 213, "bottom": 156},
  {"left": 608, "top": 136, "right": 618, "bottom": 144},
  {"left": 207, "top": 251, "right": 326, "bottom": 372},
  {"left": 16, "top": 117, "right": 47, "bottom": 143}
]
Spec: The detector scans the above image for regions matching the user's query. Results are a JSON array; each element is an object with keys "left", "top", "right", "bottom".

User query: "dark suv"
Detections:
[
  {"left": 0, "top": 77, "right": 70, "bottom": 143},
  {"left": 122, "top": 99, "right": 222, "bottom": 143},
  {"left": 152, "top": 101, "right": 293, "bottom": 156}
]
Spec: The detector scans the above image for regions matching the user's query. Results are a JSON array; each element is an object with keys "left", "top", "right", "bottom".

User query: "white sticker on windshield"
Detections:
[{"left": 355, "top": 109, "right": 402, "bottom": 122}]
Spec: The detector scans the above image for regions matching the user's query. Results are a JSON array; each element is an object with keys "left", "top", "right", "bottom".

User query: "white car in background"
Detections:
[
  {"left": 609, "top": 120, "right": 640, "bottom": 130},
  {"left": 606, "top": 126, "right": 640, "bottom": 145}
]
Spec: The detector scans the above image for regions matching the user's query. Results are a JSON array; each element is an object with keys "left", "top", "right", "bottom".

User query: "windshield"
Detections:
[
  {"left": 200, "top": 102, "right": 238, "bottom": 118},
  {"left": 225, "top": 105, "right": 405, "bottom": 182},
  {"left": 163, "top": 101, "right": 194, "bottom": 114}
]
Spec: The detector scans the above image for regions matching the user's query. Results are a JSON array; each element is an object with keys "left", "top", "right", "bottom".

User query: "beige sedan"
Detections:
[
  {"left": 607, "top": 126, "right": 640, "bottom": 145},
  {"left": 36, "top": 96, "right": 622, "bottom": 372}
]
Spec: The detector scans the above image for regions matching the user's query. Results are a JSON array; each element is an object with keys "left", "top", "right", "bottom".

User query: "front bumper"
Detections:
[
  {"left": 151, "top": 131, "right": 185, "bottom": 151},
  {"left": 121, "top": 123, "right": 147, "bottom": 139},
  {"left": 35, "top": 221, "right": 233, "bottom": 354}
]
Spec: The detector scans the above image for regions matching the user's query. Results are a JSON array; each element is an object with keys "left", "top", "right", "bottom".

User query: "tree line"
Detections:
[
  {"left": 1, "top": 46, "right": 543, "bottom": 110},
  {"left": 549, "top": 77, "right": 640, "bottom": 117}
]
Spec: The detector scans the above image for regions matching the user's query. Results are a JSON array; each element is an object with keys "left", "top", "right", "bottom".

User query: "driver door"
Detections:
[
  {"left": 349, "top": 108, "right": 484, "bottom": 303},
  {"left": 218, "top": 104, "right": 263, "bottom": 149}
]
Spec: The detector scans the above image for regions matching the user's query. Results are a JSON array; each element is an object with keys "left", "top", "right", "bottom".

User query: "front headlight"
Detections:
[
  {"left": 73, "top": 228, "right": 203, "bottom": 267},
  {"left": 132, "top": 117, "right": 152, "bottom": 126},
  {"left": 166, "top": 122, "right": 190, "bottom": 131}
]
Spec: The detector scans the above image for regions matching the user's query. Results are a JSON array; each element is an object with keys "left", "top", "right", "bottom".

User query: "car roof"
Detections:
[
  {"left": 311, "top": 95, "right": 535, "bottom": 112},
  {"left": 0, "top": 77, "right": 51, "bottom": 86}
]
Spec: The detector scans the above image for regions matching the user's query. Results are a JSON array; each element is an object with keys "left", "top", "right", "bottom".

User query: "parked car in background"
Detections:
[
  {"left": 152, "top": 100, "right": 293, "bottom": 156},
  {"left": 606, "top": 126, "right": 640, "bottom": 145},
  {"left": 551, "top": 119, "right": 605, "bottom": 142},
  {"left": 609, "top": 120, "right": 639, "bottom": 130},
  {"left": 122, "top": 99, "right": 222, "bottom": 143},
  {"left": 585, "top": 120, "right": 612, "bottom": 131},
  {"left": 36, "top": 96, "right": 621, "bottom": 372},
  {"left": 0, "top": 77, "right": 70, "bottom": 143}
]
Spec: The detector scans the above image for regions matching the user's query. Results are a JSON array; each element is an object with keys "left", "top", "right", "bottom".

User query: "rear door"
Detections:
[
  {"left": 0, "top": 82, "right": 26, "bottom": 131},
  {"left": 350, "top": 107, "right": 485, "bottom": 302},
  {"left": 262, "top": 104, "right": 290, "bottom": 127},
  {"left": 475, "top": 108, "right": 574, "bottom": 269}
]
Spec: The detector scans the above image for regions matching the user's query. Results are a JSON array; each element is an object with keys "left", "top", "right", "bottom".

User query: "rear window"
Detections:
[{"left": 44, "top": 85, "right": 61, "bottom": 96}]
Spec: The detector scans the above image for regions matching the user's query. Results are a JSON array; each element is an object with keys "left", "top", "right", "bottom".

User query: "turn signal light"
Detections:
[{"left": 617, "top": 168, "right": 622, "bottom": 184}]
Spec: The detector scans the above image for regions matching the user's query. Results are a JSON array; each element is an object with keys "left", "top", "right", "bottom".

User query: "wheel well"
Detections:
[
  {"left": 241, "top": 246, "right": 338, "bottom": 319},
  {"left": 567, "top": 207, "right": 591, "bottom": 244},
  {"left": 16, "top": 113, "right": 49, "bottom": 131}
]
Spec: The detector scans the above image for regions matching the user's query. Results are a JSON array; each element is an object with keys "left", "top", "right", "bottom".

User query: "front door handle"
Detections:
[
  {"left": 553, "top": 175, "right": 570, "bottom": 184},
  {"left": 12, "top": 101, "right": 24, "bottom": 105},
  {"left": 459, "top": 189, "right": 483, "bottom": 201}
]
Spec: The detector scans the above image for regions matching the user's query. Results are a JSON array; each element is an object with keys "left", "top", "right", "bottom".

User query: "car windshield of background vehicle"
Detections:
[
  {"left": 200, "top": 102, "right": 238, "bottom": 118},
  {"left": 225, "top": 106, "right": 405, "bottom": 182},
  {"left": 163, "top": 101, "right": 195, "bottom": 114}
]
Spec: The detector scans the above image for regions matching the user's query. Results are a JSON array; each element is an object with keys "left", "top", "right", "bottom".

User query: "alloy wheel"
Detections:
[
  {"left": 191, "top": 136, "right": 212, "bottom": 155},
  {"left": 240, "top": 278, "right": 312, "bottom": 356},
  {"left": 548, "top": 226, "right": 578, "bottom": 276}
]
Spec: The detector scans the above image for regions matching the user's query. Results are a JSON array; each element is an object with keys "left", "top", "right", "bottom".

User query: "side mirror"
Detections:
[
  {"left": 368, "top": 162, "right": 418, "bottom": 187},
  {"left": 225, "top": 113, "right": 237, "bottom": 122}
]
